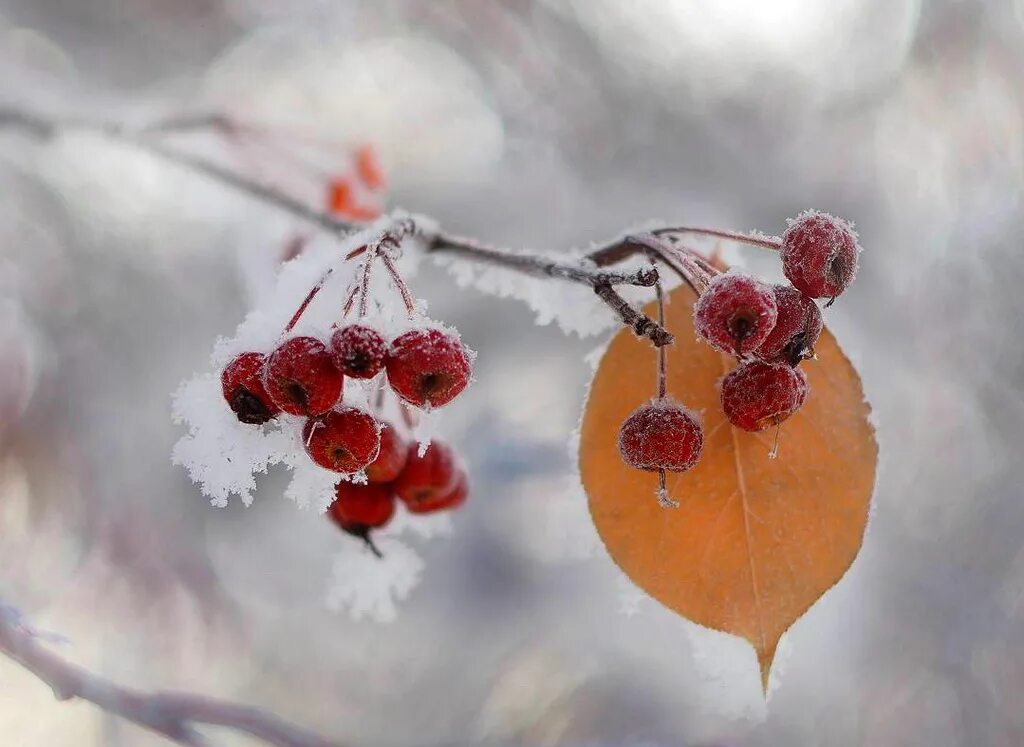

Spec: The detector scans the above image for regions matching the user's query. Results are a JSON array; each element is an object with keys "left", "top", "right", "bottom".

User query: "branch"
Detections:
[
  {"left": 0, "top": 103, "right": 672, "bottom": 346},
  {"left": 0, "top": 606, "right": 342, "bottom": 747}
]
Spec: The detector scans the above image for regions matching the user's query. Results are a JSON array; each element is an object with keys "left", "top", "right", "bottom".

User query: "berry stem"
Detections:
[
  {"left": 380, "top": 253, "right": 417, "bottom": 316},
  {"left": 284, "top": 269, "right": 333, "bottom": 333},
  {"left": 655, "top": 278, "right": 667, "bottom": 400},
  {"left": 653, "top": 226, "right": 782, "bottom": 251}
]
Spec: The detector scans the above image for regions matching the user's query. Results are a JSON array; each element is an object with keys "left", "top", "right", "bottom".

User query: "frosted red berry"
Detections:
[
  {"left": 221, "top": 352, "right": 280, "bottom": 425},
  {"left": 694, "top": 273, "right": 778, "bottom": 356},
  {"left": 364, "top": 422, "right": 408, "bottom": 483},
  {"left": 793, "top": 366, "right": 809, "bottom": 410},
  {"left": 263, "top": 336, "right": 343, "bottom": 417},
  {"left": 394, "top": 440, "right": 459, "bottom": 510},
  {"left": 330, "top": 324, "right": 387, "bottom": 380},
  {"left": 386, "top": 328, "right": 471, "bottom": 408},
  {"left": 328, "top": 481, "right": 395, "bottom": 531},
  {"left": 303, "top": 407, "right": 381, "bottom": 473},
  {"left": 617, "top": 400, "right": 704, "bottom": 472},
  {"left": 755, "top": 285, "right": 823, "bottom": 366},
  {"left": 406, "top": 471, "right": 468, "bottom": 514},
  {"left": 781, "top": 211, "right": 859, "bottom": 299},
  {"left": 720, "top": 361, "right": 807, "bottom": 432}
]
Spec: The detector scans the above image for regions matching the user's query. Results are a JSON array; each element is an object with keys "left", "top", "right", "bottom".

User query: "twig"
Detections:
[
  {"left": 0, "top": 607, "right": 342, "bottom": 747},
  {"left": 0, "top": 104, "right": 673, "bottom": 346}
]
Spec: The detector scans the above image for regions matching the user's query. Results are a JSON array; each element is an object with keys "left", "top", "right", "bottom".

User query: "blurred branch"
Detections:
[
  {"left": 0, "top": 104, "right": 676, "bottom": 345},
  {"left": 0, "top": 603, "right": 342, "bottom": 747}
]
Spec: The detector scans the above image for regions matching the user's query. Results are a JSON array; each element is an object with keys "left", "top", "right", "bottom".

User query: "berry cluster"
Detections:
[
  {"left": 218, "top": 221, "right": 474, "bottom": 550},
  {"left": 326, "top": 433, "right": 468, "bottom": 555},
  {"left": 617, "top": 211, "right": 860, "bottom": 501}
]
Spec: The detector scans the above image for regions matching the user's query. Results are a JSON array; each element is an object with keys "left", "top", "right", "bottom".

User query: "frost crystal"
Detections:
[{"left": 325, "top": 537, "right": 424, "bottom": 622}]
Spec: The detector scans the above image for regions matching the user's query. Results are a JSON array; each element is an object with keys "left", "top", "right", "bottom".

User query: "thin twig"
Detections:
[{"left": 0, "top": 609, "right": 342, "bottom": 747}]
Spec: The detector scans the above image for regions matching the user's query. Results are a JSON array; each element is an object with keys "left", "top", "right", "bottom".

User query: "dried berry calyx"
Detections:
[
  {"left": 263, "top": 336, "right": 343, "bottom": 417},
  {"left": 386, "top": 328, "right": 471, "bottom": 409},
  {"left": 331, "top": 324, "right": 388, "bottom": 380},
  {"left": 618, "top": 399, "right": 704, "bottom": 473},
  {"left": 221, "top": 352, "right": 280, "bottom": 425},
  {"left": 781, "top": 211, "right": 859, "bottom": 300},
  {"left": 694, "top": 273, "right": 778, "bottom": 356},
  {"left": 755, "top": 285, "right": 823, "bottom": 366},
  {"left": 720, "top": 360, "right": 808, "bottom": 432},
  {"left": 328, "top": 481, "right": 395, "bottom": 556},
  {"left": 303, "top": 407, "right": 381, "bottom": 473}
]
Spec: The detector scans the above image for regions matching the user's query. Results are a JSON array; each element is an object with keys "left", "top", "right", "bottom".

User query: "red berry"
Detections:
[
  {"left": 386, "top": 329, "right": 471, "bottom": 409},
  {"left": 720, "top": 361, "right": 807, "bottom": 432},
  {"left": 394, "top": 440, "right": 459, "bottom": 510},
  {"left": 303, "top": 407, "right": 381, "bottom": 473},
  {"left": 781, "top": 211, "right": 859, "bottom": 299},
  {"left": 694, "top": 273, "right": 778, "bottom": 356},
  {"left": 617, "top": 400, "right": 704, "bottom": 472},
  {"left": 406, "top": 471, "right": 468, "bottom": 514},
  {"left": 793, "top": 366, "right": 809, "bottom": 410},
  {"left": 755, "top": 285, "right": 823, "bottom": 366},
  {"left": 330, "top": 324, "right": 387, "bottom": 379},
  {"left": 221, "top": 352, "right": 280, "bottom": 425},
  {"left": 263, "top": 336, "right": 343, "bottom": 417},
  {"left": 364, "top": 422, "right": 408, "bottom": 483},
  {"left": 328, "top": 481, "right": 395, "bottom": 533}
]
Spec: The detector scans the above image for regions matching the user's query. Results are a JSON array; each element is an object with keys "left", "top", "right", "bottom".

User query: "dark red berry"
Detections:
[
  {"left": 328, "top": 481, "right": 395, "bottom": 555},
  {"left": 755, "top": 285, "right": 823, "bottom": 366},
  {"left": 303, "top": 407, "right": 381, "bottom": 473},
  {"left": 364, "top": 422, "right": 408, "bottom": 483},
  {"left": 394, "top": 440, "right": 459, "bottom": 510},
  {"left": 406, "top": 471, "right": 468, "bottom": 514},
  {"left": 221, "top": 352, "right": 280, "bottom": 425},
  {"left": 694, "top": 274, "right": 778, "bottom": 356},
  {"left": 781, "top": 211, "right": 859, "bottom": 299},
  {"left": 330, "top": 324, "right": 388, "bottom": 379},
  {"left": 328, "top": 481, "right": 396, "bottom": 533},
  {"left": 263, "top": 336, "right": 343, "bottom": 417},
  {"left": 720, "top": 361, "right": 807, "bottom": 432},
  {"left": 617, "top": 400, "right": 704, "bottom": 472},
  {"left": 386, "top": 329, "right": 471, "bottom": 409}
]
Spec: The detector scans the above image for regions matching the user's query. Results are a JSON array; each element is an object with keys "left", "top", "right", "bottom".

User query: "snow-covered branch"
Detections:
[{"left": 0, "top": 603, "right": 342, "bottom": 747}]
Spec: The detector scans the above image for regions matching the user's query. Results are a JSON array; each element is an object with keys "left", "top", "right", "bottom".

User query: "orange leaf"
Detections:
[{"left": 579, "top": 283, "right": 877, "bottom": 692}]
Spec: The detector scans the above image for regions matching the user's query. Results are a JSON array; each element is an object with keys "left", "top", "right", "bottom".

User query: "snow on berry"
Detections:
[
  {"left": 720, "top": 360, "right": 808, "bottom": 432},
  {"left": 755, "top": 285, "right": 823, "bottom": 366},
  {"left": 330, "top": 324, "right": 388, "bottom": 379},
  {"left": 618, "top": 398, "right": 704, "bottom": 472},
  {"left": 303, "top": 407, "right": 382, "bottom": 473},
  {"left": 221, "top": 351, "right": 281, "bottom": 424},
  {"left": 264, "top": 336, "right": 343, "bottom": 417},
  {"left": 386, "top": 328, "right": 472, "bottom": 409},
  {"left": 781, "top": 210, "right": 860, "bottom": 300},
  {"left": 694, "top": 272, "right": 778, "bottom": 356}
]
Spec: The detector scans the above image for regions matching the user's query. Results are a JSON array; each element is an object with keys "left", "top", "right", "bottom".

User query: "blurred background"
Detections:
[{"left": 1, "top": 0, "right": 1023, "bottom": 745}]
